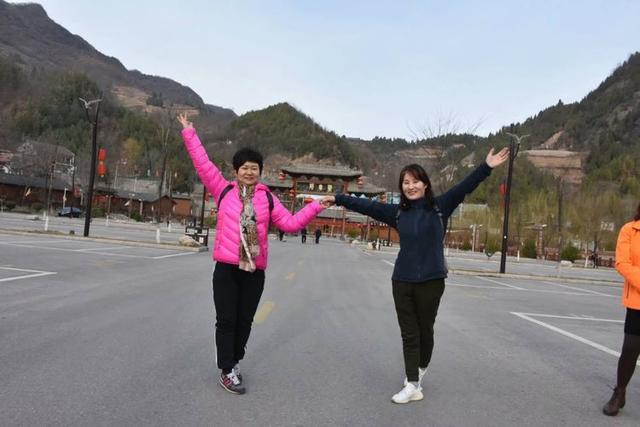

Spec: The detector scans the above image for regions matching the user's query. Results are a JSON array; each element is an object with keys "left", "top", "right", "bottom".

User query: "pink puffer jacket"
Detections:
[{"left": 182, "top": 128, "right": 324, "bottom": 270}]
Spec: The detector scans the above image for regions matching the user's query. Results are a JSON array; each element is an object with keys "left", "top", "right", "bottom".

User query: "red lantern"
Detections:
[
  {"left": 98, "top": 148, "right": 106, "bottom": 161},
  {"left": 278, "top": 172, "right": 286, "bottom": 181},
  {"left": 304, "top": 197, "right": 313, "bottom": 204},
  {"left": 97, "top": 161, "right": 106, "bottom": 177}
]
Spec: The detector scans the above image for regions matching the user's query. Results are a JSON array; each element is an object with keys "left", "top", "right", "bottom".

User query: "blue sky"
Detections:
[{"left": 23, "top": 0, "right": 640, "bottom": 140}]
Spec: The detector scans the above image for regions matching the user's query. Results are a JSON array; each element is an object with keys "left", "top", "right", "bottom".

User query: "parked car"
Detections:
[{"left": 57, "top": 207, "right": 84, "bottom": 218}]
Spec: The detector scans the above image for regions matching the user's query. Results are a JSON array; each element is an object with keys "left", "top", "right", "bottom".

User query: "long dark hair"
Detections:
[
  {"left": 634, "top": 202, "right": 640, "bottom": 221},
  {"left": 398, "top": 164, "right": 435, "bottom": 210}
]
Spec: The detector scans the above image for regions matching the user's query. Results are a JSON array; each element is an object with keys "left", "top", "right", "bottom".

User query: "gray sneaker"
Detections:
[{"left": 219, "top": 371, "right": 245, "bottom": 395}]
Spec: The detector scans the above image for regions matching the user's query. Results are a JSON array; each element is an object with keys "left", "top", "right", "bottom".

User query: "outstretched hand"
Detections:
[
  {"left": 320, "top": 195, "right": 335, "bottom": 209},
  {"left": 177, "top": 112, "right": 193, "bottom": 130},
  {"left": 485, "top": 147, "right": 509, "bottom": 168}
]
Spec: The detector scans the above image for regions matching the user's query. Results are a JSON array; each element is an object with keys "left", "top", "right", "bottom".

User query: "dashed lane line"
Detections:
[{"left": 254, "top": 301, "right": 275, "bottom": 324}]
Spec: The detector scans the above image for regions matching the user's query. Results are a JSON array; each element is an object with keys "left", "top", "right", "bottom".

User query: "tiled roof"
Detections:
[
  {"left": 281, "top": 164, "right": 363, "bottom": 178},
  {"left": 0, "top": 173, "right": 69, "bottom": 191}
]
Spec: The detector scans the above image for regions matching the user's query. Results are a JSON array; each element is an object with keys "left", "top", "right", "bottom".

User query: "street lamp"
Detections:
[
  {"left": 79, "top": 95, "right": 103, "bottom": 237},
  {"left": 499, "top": 127, "right": 529, "bottom": 274}
]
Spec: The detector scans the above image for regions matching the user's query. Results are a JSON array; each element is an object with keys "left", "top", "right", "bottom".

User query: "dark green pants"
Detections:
[{"left": 392, "top": 278, "right": 445, "bottom": 382}]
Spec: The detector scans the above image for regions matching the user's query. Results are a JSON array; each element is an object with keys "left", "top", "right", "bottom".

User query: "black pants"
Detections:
[
  {"left": 212, "top": 262, "right": 265, "bottom": 373},
  {"left": 392, "top": 278, "right": 445, "bottom": 382}
]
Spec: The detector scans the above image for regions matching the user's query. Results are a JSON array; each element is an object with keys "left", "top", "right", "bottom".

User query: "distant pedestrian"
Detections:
[
  {"left": 315, "top": 227, "right": 322, "bottom": 244},
  {"left": 178, "top": 112, "right": 324, "bottom": 395},
  {"left": 301, "top": 227, "right": 307, "bottom": 243},
  {"left": 322, "top": 147, "right": 509, "bottom": 404},
  {"left": 278, "top": 230, "right": 284, "bottom": 241},
  {"left": 602, "top": 204, "right": 640, "bottom": 416}
]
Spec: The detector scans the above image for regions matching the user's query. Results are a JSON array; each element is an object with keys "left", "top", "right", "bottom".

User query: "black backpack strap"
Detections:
[
  {"left": 265, "top": 191, "right": 274, "bottom": 213},
  {"left": 433, "top": 202, "right": 447, "bottom": 243},
  {"left": 218, "top": 184, "right": 274, "bottom": 213},
  {"left": 217, "top": 184, "right": 234, "bottom": 208},
  {"left": 396, "top": 202, "right": 446, "bottom": 242}
]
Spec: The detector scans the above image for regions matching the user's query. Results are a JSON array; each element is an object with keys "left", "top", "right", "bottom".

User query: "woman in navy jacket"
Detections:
[{"left": 322, "top": 147, "right": 508, "bottom": 404}]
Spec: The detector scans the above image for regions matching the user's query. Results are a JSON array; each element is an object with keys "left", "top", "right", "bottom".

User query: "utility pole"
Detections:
[
  {"left": 79, "top": 95, "right": 103, "bottom": 237},
  {"left": 499, "top": 126, "right": 529, "bottom": 274}
]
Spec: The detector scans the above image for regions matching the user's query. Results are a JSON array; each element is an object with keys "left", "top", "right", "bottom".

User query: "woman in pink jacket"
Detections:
[{"left": 178, "top": 113, "right": 325, "bottom": 395}]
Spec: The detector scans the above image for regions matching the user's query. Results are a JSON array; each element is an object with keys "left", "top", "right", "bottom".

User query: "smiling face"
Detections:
[
  {"left": 401, "top": 171, "right": 427, "bottom": 200},
  {"left": 235, "top": 161, "right": 260, "bottom": 186}
]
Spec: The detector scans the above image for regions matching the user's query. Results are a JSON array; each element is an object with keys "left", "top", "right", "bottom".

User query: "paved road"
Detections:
[{"left": 0, "top": 232, "right": 636, "bottom": 426}]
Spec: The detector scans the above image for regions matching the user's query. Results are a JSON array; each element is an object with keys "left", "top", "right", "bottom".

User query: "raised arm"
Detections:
[
  {"left": 437, "top": 147, "right": 508, "bottom": 217},
  {"left": 270, "top": 197, "right": 324, "bottom": 233},
  {"left": 177, "top": 113, "right": 229, "bottom": 201},
  {"left": 332, "top": 194, "right": 398, "bottom": 227},
  {"left": 616, "top": 223, "right": 640, "bottom": 291}
]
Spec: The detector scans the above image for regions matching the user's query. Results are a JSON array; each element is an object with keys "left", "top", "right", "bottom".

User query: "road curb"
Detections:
[{"left": 0, "top": 228, "right": 209, "bottom": 252}]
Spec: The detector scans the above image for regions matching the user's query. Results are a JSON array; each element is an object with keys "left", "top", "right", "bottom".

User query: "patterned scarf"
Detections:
[{"left": 238, "top": 184, "right": 259, "bottom": 272}]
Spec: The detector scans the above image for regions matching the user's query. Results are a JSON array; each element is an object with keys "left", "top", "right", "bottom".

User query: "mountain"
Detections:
[
  {"left": 0, "top": 0, "right": 236, "bottom": 135},
  {"left": 2, "top": 0, "right": 640, "bottom": 205}
]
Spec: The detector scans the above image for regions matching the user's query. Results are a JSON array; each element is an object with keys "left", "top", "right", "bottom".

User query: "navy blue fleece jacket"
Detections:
[{"left": 335, "top": 162, "right": 492, "bottom": 283}]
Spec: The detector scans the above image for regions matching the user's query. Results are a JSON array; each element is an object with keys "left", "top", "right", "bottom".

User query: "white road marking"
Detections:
[
  {"left": 152, "top": 252, "right": 196, "bottom": 259},
  {"left": 447, "top": 282, "right": 503, "bottom": 290},
  {"left": 511, "top": 312, "right": 640, "bottom": 366},
  {"left": 541, "top": 281, "right": 617, "bottom": 297},
  {"left": 475, "top": 276, "right": 524, "bottom": 290},
  {"left": 0, "top": 267, "right": 56, "bottom": 283},
  {"left": 76, "top": 246, "right": 132, "bottom": 252},
  {"left": 0, "top": 241, "right": 188, "bottom": 259}
]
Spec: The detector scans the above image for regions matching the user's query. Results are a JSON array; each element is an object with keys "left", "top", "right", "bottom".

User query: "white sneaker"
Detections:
[
  {"left": 392, "top": 382, "right": 424, "bottom": 404},
  {"left": 403, "top": 367, "right": 427, "bottom": 387}
]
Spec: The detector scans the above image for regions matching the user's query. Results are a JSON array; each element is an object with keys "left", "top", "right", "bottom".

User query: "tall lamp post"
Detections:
[
  {"left": 79, "top": 95, "right": 102, "bottom": 237},
  {"left": 499, "top": 128, "right": 529, "bottom": 273}
]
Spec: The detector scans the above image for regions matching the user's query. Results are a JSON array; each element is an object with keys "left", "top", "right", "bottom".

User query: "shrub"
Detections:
[
  {"left": 522, "top": 239, "right": 537, "bottom": 259},
  {"left": 91, "top": 206, "right": 105, "bottom": 217},
  {"left": 130, "top": 212, "right": 143, "bottom": 222},
  {"left": 561, "top": 245, "right": 580, "bottom": 262},
  {"left": 204, "top": 216, "right": 217, "bottom": 228}
]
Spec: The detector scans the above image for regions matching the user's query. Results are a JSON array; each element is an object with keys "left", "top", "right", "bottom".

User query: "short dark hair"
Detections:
[
  {"left": 233, "top": 147, "right": 263, "bottom": 173},
  {"left": 634, "top": 202, "right": 640, "bottom": 221},
  {"left": 398, "top": 164, "right": 435, "bottom": 210}
]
